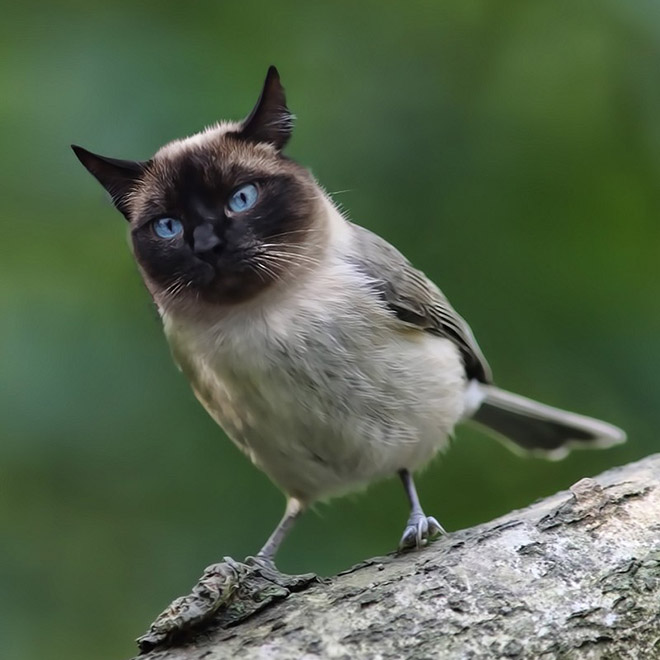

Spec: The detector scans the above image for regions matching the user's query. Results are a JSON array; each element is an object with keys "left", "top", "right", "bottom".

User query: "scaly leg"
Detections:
[
  {"left": 398, "top": 469, "right": 445, "bottom": 550},
  {"left": 256, "top": 497, "right": 304, "bottom": 563}
]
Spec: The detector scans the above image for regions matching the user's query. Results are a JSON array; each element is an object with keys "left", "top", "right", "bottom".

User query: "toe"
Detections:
[
  {"left": 427, "top": 516, "right": 446, "bottom": 538},
  {"left": 245, "top": 554, "right": 276, "bottom": 571},
  {"left": 416, "top": 518, "right": 428, "bottom": 548},
  {"left": 399, "top": 525, "right": 418, "bottom": 550},
  {"left": 399, "top": 515, "right": 446, "bottom": 552}
]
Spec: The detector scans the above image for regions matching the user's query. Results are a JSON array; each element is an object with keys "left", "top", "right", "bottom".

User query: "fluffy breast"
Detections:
[{"left": 162, "top": 258, "right": 466, "bottom": 502}]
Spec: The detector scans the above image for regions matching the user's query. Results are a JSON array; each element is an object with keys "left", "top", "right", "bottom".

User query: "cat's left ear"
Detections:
[
  {"left": 71, "top": 145, "right": 149, "bottom": 220},
  {"left": 238, "top": 66, "right": 293, "bottom": 151}
]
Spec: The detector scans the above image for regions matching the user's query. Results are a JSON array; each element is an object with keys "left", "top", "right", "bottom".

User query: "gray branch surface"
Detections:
[{"left": 134, "top": 455, "right": 660, "bottom": 660}]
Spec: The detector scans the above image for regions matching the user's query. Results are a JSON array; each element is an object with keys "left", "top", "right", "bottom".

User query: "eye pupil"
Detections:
[
  {"left": 228, "top": 183, "right": 258, "bottom": 213},
  {"left": 153, "top": 217, "right": 183, "bottom": 239}
]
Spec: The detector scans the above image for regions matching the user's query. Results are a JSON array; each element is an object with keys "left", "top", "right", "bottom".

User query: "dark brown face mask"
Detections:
[{"left": 73, "top": 66, "right": 319, "bottom": 307}]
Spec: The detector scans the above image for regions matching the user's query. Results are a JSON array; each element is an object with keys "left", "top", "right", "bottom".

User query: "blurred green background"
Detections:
[{"left": 1, "top": 1, "right": 658, "bottom": 658}]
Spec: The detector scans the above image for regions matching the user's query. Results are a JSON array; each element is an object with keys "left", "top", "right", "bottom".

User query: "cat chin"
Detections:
[
  {"left": 193, "top": 259, "right": 217, "bottom": 286},
  {"left": 169, "top": 266, "right": 273, "bottom": 308}
]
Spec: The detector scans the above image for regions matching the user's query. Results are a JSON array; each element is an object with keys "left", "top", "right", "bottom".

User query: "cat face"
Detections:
[
  {"left": 128, "top": 130, "right": 320, "bottom": 307},
  {"left": 73, "top": 67, "right": 322, "bottom": 308}
]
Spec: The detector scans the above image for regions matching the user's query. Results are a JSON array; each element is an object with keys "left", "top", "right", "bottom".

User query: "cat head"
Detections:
[{"left": 73, "top": 67, "right": 324, "bottom": 311}]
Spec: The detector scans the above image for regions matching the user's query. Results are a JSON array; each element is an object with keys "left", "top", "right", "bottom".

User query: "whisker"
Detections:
[
  {"left": 264, "top": 229, "right": 319, "bottom": 242},
  {"left": 262, "top": 250, "right": 321, "bottom": 264},
  {"left": 257, "top": 243, "right": 321, "bottom": 259},
  {"left": 249, "top": 262, "right": 269, "bottom": 284},
  {"left": 251, "top": 258, "right": 279, "bottom": 281},
  {"left": 259, "top": 253, "right": 321, "bottom": 270}
]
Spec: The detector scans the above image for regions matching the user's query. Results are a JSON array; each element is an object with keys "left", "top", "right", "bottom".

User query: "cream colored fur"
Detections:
[{"left": 161, "top": 197, "right": 467, "bottom": 503}]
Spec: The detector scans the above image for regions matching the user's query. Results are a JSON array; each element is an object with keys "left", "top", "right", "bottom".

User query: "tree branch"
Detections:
[{"left": 133, "top": 454, "right": 660, "bottom": 659}]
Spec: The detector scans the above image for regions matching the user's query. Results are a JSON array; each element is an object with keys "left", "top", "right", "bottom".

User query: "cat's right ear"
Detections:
[
  {"left": 237, "top": 66, "right": 293, "bottom": 151},
  {"left": 72, "top": 145, "right": 149, "bottom": 220}
]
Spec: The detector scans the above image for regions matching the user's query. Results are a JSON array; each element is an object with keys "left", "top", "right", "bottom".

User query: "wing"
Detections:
[{"left": 349, "top": 223, "right": 492, "bottom": 383}]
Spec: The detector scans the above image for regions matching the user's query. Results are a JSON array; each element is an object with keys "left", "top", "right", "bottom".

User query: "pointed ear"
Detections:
[
  {"left": 237, "top": 66, "right": 293, "bottom": 151},
  {"left": 71, "top": 145, "right": 149, "bottom": 219}
]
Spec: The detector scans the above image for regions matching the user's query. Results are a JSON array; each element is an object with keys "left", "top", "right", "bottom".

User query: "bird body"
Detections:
[{"left": 163, "top": 209, "right": 466, "bottom": 503}]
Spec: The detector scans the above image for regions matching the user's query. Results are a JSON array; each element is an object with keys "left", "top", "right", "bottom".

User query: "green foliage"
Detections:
[{"left": 1, "top": 2, "right": 657, "bottom": 659}]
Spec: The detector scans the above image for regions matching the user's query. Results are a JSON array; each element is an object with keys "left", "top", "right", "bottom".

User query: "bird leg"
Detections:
[{"left": 398, "top": 469, "right": 445, "bottom": 550}]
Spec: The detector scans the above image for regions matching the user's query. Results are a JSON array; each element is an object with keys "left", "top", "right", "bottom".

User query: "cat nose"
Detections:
[{"left": 193, "top": 223, "right": 222, "bottom": 255}]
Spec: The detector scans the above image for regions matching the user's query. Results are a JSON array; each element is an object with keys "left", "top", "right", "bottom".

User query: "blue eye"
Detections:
[
  {"left": 228, "top": 183, "right": 258, "bottom": 213},
  {"left": 153, "top": 217, "right": 183, "bottom": 239}
]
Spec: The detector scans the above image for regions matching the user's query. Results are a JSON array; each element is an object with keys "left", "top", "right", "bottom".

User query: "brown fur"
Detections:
[
  {"left": 126, "top": 126, "right": 323, "bottom": 308},
  {"left": 74, "top": 69, "right": 327, "bottom": 311}
]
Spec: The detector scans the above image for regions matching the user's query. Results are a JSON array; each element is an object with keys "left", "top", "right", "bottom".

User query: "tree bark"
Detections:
[{"left": 134, "top": 454, "right": 660, "bottom": 660}]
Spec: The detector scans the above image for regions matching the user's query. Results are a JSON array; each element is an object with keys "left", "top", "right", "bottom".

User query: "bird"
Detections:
[{"left": 72, "top": 66, "right": 626, "bottom": 567}]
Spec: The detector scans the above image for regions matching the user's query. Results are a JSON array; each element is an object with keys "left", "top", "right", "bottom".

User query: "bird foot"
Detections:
[
  {"left": 398, "top": 512, "right": 445, "bottom": 551},
  {"left": 136, "top": 556, "right": 318, "bottom": 653},
  {"left": 245, "top": 554, "right": 319, "bottom": 590}
]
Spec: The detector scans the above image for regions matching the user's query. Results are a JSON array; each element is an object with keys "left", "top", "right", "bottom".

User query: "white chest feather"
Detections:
[{"left": 162, "top": 259, "right": 466, "bottom": 502}]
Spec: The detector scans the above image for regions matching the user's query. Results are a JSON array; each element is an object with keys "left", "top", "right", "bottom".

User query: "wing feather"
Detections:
[{"left": 349, "top": 224, "right": 492, "bottom": 383}]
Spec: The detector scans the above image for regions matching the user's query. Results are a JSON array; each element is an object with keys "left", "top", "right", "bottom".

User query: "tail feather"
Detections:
[{"left": 469, "top": 384, "right": 626, "bottom": 460}]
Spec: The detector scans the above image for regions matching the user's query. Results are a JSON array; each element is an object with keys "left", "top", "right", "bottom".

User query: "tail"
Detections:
[{"left": 467, "top": 384, "right": 626, "bottom": 460}]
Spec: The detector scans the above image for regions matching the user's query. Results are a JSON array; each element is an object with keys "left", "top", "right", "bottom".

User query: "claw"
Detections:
[
  {"left": 398, "top": 513, "right": 445, "bottom": 551},
  {"left": 427, "top": 516, "right": 445, "bottom": 537}
]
